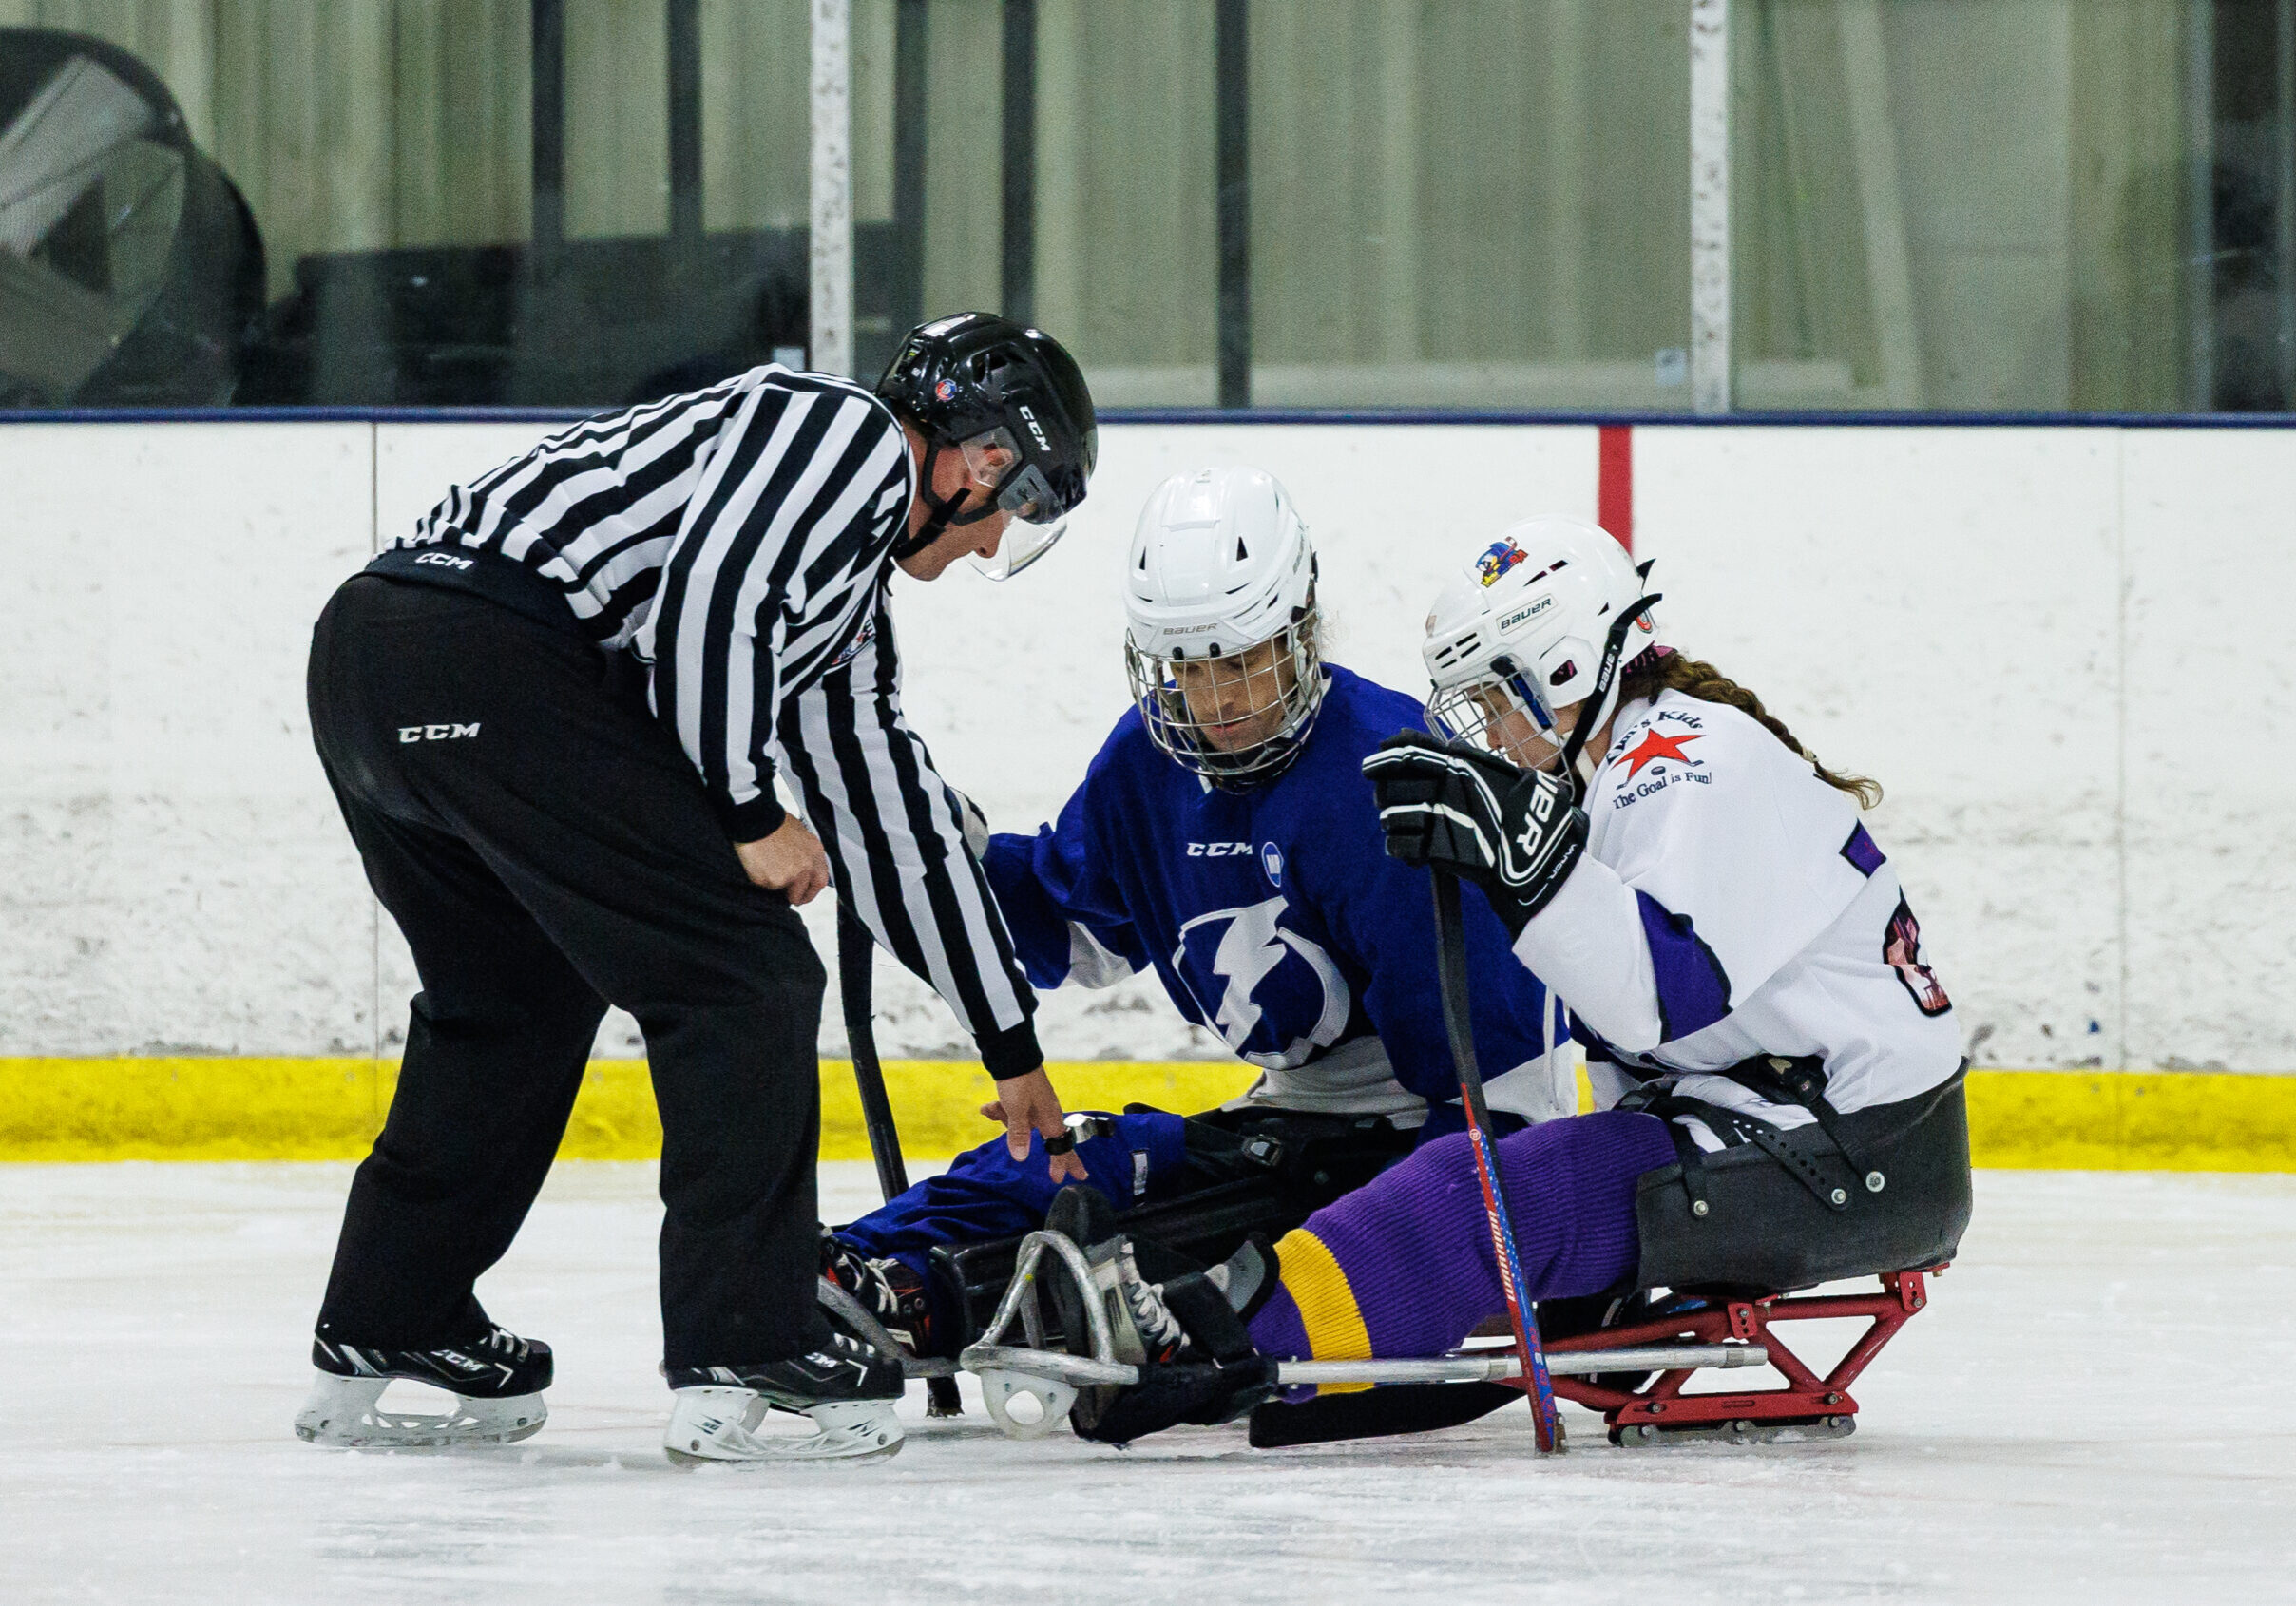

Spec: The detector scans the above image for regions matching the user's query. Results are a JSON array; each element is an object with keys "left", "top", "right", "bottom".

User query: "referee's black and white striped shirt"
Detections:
[{"left": 392, "top": 365, "right": 1041, "bottom": 1072}]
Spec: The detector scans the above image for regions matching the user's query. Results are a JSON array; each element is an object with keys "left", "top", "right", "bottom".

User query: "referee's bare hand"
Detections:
[
  {"left": 735, "top": 816, "right": 831, "bottom": 906},
  {"left": 982, "top": 1066, "right": 1088, "bottom": 1182}
]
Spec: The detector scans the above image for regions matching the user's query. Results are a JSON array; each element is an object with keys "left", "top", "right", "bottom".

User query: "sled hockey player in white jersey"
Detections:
[
  {"left": 1045, "top": 516, "right": 1973, "bottom": 1446},
  {"left": 821, "top": 468, "right": 1568, "bottom": 1369}
]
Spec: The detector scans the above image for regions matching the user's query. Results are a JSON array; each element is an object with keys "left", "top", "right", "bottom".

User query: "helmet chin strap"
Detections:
[
  {"left": 890, "top": 441, "right": 1003, "bottom": 562},
  {"left": 1553, "top": 590, "right": 1664, "bottom": 803}
]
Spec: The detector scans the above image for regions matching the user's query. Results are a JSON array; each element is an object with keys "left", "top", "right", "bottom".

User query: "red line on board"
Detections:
[{"left": 1598, "top": 425, "right": 1633, "bottom": 552}]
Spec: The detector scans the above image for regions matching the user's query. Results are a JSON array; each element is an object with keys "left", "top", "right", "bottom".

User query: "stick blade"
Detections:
[{"left": 1248, "top": 1383, "right": 1521, "bottom": 1449}]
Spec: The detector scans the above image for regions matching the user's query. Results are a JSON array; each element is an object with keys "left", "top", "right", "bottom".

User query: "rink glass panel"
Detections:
[{"left": 0, "top": 0, "right": 2286, "bottom": 415}]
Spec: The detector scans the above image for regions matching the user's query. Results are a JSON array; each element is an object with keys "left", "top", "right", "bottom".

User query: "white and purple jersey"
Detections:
[
  {"left": 985, "top": 665, "right": 1570, "bottom": 1125},
  {"left": 1513, "top": 688, "right": 1962, "bottom": 1148}
]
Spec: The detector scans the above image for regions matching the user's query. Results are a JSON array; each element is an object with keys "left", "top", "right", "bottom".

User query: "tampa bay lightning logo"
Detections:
[{"left": 1171, "top": 897, "right": 1350, "bottom": 1070}]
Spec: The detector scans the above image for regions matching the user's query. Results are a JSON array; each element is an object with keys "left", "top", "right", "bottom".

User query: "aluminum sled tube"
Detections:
[
  {"left": 951, "top": 1341, "right": 1765, "bottom": 1393},
  {"left": 1276, "top": 1345, "right": 1768, "bottom": 1387},
  {"left": 818, "top": 1273, "right": 960, "bottom": 1379},
  {"left": 962, "top": 1344, "right": 1139, "bottom": 1386},
  {"left": 962, "top": 1230, "right": 1125, "bottom": 1368}
]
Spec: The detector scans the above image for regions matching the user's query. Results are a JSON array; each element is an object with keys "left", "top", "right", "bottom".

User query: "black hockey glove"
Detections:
[{"left": 1361, "top": 730, "right": 1588, "bottom": 935}]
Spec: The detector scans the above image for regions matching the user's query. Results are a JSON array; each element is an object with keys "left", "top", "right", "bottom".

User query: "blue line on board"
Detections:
[{"left": 5, "top": 404, "right": 2295, "bottom": 430}]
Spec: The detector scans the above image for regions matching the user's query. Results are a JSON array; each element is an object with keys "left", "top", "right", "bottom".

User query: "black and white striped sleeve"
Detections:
[
  {"left": 645, "top": 379, "right": 912, "bottom": 841},
  {"left": 778, "top": 608, "right": 1043, "bottom": 1077}
]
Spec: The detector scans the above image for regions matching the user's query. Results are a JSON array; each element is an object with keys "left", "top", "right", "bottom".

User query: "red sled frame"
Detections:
[{"left": 1540, "top": 1266, "right": 1942, "bottom": 1445}]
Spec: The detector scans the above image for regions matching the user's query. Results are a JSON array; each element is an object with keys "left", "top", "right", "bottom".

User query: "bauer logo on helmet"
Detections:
[{"left": 1498, "top": 597, "right": 1555, "bottom": 632}]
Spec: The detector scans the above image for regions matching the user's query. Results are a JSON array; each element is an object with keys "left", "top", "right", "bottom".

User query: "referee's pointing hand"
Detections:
[
  {"left": 735, "top": 815, "right": 832, "bottom": 906},
  {"left": 982, "top": 1066, "right": 1088, "bottom": 1182}
]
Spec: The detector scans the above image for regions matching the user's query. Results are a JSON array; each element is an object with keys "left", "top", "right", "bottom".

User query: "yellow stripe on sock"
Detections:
[{"left": 1272, "top": 1228, "right": 1374, "bottom": 1396}]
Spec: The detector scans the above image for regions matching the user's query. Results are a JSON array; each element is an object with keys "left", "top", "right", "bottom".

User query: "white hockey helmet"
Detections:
[
  {"left": 1422, "top": 515, "right": 1661, "bottom": 788},
  {"left": 1123, "top": 467, "right": 1326, "bottom": 786}
]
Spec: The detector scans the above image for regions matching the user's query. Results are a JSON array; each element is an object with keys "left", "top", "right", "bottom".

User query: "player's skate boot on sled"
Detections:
[
  {"left": 295, "top": 1325, "right": 552, "bottom": 1448},
  {"left": 1044, "top": 1186, "right": 1279, "bottom": 1443},
  {"left": 820, "top": 1228, "right": 935, "bottom": 1358},
  {"left": 664, "top": 1308, "right": 908, "bottom": 1465}
]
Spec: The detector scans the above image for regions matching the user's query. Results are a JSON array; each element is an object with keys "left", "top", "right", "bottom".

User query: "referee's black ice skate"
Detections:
[
  {"left": 664, "top": 1313, "right": 908, "bottom": 1465},
  {"left": 1043, "top": 1187, "right": 1278, "bottom": 1445},
  {"left": 294, "top": 1325, "right": 551, "bottom": 1448}
]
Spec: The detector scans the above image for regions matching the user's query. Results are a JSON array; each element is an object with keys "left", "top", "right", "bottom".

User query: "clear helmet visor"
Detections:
[
  {"left": 1425, "top": 666, "right": 1569, "bottom": 774},
  {"left": 962, "top": 428, "right": 1070, "bottom": 581}
]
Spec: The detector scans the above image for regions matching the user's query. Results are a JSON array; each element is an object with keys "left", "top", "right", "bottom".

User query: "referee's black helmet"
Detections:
[{"left": 876, "top": 314, "right": 1097, "bottom": 568}]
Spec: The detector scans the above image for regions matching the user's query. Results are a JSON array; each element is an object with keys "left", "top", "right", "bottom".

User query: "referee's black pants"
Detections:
[{"left": 307, "top": 574, "right": 831, "bottom": 1370}]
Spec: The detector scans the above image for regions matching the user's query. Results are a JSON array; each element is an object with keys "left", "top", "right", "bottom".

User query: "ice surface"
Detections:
[{"left": 1, "top": 1162, "right": 2290, "bottom": 1604}]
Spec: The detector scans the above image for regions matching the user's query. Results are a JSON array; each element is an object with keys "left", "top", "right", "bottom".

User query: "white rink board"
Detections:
[
  {"left": 0, "top": 1161, "right": 2289, "bottom": 1605},
  {"left": 2, "top": 418, "right": 2291, "bottom": 1069}
]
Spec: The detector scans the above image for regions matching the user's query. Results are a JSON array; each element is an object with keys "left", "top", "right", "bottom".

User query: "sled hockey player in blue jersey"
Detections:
[
  {"left": 820, "top": 467, "right": 1569, "bottom": 1359},
  {"left": 1038, "top": 516, "right": 1974, "bottom": 1446}
]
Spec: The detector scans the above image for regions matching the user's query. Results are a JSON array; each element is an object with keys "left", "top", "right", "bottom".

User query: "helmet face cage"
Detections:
[
  {"left": 1426, "top": 660, "right": 1568, "bottom": 774},
  {"left": 1125, "top": 608, "right": 1327, "bottom": 786}
]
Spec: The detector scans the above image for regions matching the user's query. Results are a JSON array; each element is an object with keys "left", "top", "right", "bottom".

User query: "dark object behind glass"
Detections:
[{"left": 0, "top": 28, "right": 264, "bottom": 408}]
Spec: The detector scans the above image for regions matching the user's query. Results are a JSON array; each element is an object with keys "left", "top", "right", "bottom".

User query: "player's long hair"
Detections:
[{"left": 1617, "top": 650, "right": 1884, "bottom": 809}]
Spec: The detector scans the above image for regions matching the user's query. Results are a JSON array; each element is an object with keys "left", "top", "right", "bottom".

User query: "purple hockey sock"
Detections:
[{"left": 1247, "top": 1110, "right": 1676, "bottom": 1364}]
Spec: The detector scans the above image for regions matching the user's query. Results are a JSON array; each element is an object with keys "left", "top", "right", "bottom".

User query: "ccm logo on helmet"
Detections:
[
  {"left": 399, "top": 723, "right": 481, "bottom": 743},
  {"left": 1187, "top": 841, "right": 1253, "bottom": 857},
  {"left": 1018, "top": 403, "right": 1051, "bottom": 452}
]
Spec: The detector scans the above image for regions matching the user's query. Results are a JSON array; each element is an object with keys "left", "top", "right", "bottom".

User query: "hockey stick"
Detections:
[
  {"left": 1248, "top": 1381, "right": 1521, "bottom": 1448},
  {"left": 1430, "top": 870, "right": 1563, "bottom": 1452},
  {"left": 838, "top": 902, "right": 909, "bottom": 1204},
  {"left": 837, "top": 900, "right": 966, "bottom": 1417}
]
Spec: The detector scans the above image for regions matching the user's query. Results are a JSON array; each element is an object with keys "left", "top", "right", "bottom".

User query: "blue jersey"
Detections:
[{"left": 985, "top": 665, "right": 1571, "bottom": 1123}]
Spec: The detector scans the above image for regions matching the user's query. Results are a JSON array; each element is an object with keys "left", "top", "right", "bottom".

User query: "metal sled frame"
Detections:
[
  {"left": 1542, "top": 1265, "right": 1942, "bottom": 1444},
  {"left": 957, "top": 1233, "right": 1950, "bottom": 1445}
]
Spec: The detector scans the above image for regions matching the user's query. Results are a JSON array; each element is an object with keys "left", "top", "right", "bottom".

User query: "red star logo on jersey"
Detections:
[{"left": 1621, "top": 728, "right": 1704, "bottom": 779}]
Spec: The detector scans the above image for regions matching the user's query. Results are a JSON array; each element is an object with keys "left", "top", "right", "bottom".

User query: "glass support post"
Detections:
[
  {"left": 812, "top": 0, "right": 853, "bottom": 376},
  {"left": 531, "top": 0, "right": 566, "bottom": 263},
  {"left": 891, "top": 0, "right": 928, "bottom": 337},
  {"left": 2278, "top": 0, "right": 2295, "bottom": 407},
  {"left": 1215, "top": 0, "right": 1252, "bottom": 409},
  {"left": 667, "top": 0, "right": 702, "bottom": 245},
  {"left": 1002, "top": 0, "right": 1038, "bottom": 324},
  {"left": 1690, "top": 0, "right": 1732, "bottom": 414}
]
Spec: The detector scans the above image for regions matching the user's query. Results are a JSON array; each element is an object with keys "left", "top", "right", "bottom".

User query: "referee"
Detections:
[{"left": 293, "top": 315, "right": 1096, "bottom": 1464}]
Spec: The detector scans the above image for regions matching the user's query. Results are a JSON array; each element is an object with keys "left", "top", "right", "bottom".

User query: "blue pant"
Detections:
[{"left": 835, "top": 1111, "right": 1189, "bottom": 1292}]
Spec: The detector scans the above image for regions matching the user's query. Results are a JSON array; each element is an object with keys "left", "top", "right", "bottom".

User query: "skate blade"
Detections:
[
  {"left": 664, "top": 1388, "right": 904, "bottom": 1465},
  {"left": 294, "top": 1371, "right": 547, "bottom": 1449},
  {"left": 978, "top": 1368, "right": 1077, "bottom": 1440},
  {"left": 1612, "top": 1413, "right": 1855, "bottom": 1448}
]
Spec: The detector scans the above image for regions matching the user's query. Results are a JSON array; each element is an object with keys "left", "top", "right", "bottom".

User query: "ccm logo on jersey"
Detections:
[
  {"left": 412, "top": 551, "right": 473, "bottom": 570},
  {"left": 399, "top": 723, "right": 481, "bottom": 743},
  {"left": 1187, "top": 841, "right": 1253, "bottom": 857}
]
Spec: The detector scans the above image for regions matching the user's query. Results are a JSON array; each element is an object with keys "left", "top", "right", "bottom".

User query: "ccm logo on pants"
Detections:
[{"left": 399, "top": 723, "right": 481, "bottom": 743}]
